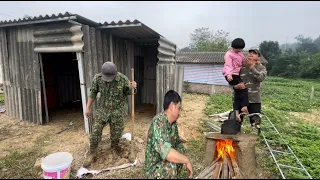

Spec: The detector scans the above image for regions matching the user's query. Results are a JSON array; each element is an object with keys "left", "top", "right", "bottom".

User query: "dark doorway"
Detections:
[{"left": 40, "top": 52, "right": 82, "bottom": 122}]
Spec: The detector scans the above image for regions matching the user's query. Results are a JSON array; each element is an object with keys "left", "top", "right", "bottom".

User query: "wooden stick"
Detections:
[
  {"left": 229, "top": 156, "right": 242, "bottom": 179},
  {"left": 212, "top": 162, "right": 222, "bottom": 179},
  {"left": 196, "top": 158, "right": 219, "bottom": 178},
  {"left": 204, "top": 168, "right": 215, "bottom": 179},
  {"left": 130, "top": 68, "right": 135, "bottom": 159},
  {"left": 197, "top": 163, "right": 215, "bottom": 178},
  {"left": 222, "top": 154, "right": 228, "bottom": 179},
  {"left": 226, "top": 154, "right": 235, "bottom": 178}
]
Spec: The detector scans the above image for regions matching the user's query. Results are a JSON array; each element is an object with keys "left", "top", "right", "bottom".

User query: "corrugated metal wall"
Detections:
[
  {"left": 0, "top": 27, "right": 42, "bottom": 124},
  {"left": 140, "top": 45, "right": 157, "bottom": 105},
  {"left": 82, "top": 26, "right": 136, "bottom": 132},
  {"left": 179, "top": 63, "right": 228, "bottom": 86},
  {"left": 156, "top": 37, "right": 178, "bottom": 113},
  {"left": 34, "top": 22, "right": 84, "bottom": 53}
]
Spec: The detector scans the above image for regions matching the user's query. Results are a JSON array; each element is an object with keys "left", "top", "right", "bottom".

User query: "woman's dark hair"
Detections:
[
  {"left": 231, "top": 38, "right": 245, "bottom": 49},
  {"left": 163, "top": 90, "right": 181, "bottom": 110}
]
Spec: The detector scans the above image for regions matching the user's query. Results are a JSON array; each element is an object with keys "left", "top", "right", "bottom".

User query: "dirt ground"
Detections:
[
  {"left": 290, "top": 110, "right": 320, "bottom": 129},
  {"left": 0, "top": 93, "right": 210, "bottom": 179}
]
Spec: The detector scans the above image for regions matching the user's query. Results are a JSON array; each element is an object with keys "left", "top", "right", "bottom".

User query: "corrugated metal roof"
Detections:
[
  {"left": 176, "top": 51, "right": 268, "bottom": 64},
  {"left": 0, "top": 12, "right": 99, "bottom": 27},
  {"left": 98, "top": 20, "right": 161, "bottom": 44},
  {"left": 0, "top": 12, "right": 163, "bottom": 44}
]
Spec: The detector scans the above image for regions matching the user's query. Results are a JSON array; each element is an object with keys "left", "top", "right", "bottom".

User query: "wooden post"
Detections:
[
  {"left": 39, "top": 54, "right": 49, "bottom": 124},
  {"left": 310, "top": 86, "right": 314, "bottom": 100},
  {"left": 130, "top": 68, "right": 135, "bottom": 160}
]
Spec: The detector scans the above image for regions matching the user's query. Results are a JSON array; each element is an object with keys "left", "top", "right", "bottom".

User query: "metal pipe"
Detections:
[
  {"left": 0, "top": 16, "right": 77, "bottom": 28},
  {"left": 76, "top": 52, "right": 90, "bottom": 134},
  {"left": 34, "top": 45, "right": 84, "bottom": 53}
]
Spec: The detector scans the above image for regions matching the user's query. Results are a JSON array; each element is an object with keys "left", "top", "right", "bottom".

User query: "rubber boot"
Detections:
[
  {"left": 83, "top": 148, "right": 97, "bottom": 168},
  {"left": 111, "top": 143, "right": 122, "bottom": 156}
]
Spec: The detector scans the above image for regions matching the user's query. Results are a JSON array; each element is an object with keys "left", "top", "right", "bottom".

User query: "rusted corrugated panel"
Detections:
[
  {"left": 0, "top": 26, "right": 42, "bottom": 124},
  {"left": 33, "top": 23, "right": 84, "bottom": 53}
]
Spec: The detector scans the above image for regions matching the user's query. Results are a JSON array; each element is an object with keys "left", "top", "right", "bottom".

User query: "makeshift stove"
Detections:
[{"left": 196, "top": 132, "right": 259, "bottom": 179}]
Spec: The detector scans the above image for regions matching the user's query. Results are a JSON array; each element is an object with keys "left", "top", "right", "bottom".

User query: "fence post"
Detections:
[{"left": 310, "top": 86, "right": 314, "bottom": 100}]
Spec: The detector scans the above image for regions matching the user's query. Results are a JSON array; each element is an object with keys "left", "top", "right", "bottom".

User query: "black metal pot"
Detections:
[{"left": 221, "top": 111, "right": 241, "bottom": 135}]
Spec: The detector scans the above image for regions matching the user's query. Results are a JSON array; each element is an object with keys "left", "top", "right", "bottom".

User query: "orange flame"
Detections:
[{"left": 216, "top": 139, "right": 235, "bottom": 159}]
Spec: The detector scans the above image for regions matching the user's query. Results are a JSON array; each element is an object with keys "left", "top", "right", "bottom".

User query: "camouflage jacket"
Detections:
[
  {"left": 144, "top": 111, "right": 186, "bottom": 178},
  {"left": 89, "top": 72, "right": 133, "bottom": 114},
  {"left": 239, "top": 63, "right": 267, "bottom": 103}
]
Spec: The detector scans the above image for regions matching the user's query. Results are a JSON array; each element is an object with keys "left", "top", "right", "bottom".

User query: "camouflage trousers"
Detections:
[
  {"left": 146, "top": 144, "right": 186, "bottom": 179},
  {"left": 89, "top": 110, "right": 124, "bottom": 151}
]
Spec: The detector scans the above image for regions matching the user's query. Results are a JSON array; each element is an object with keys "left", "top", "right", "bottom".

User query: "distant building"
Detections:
[{"left": 176, "top": 51, "right": 268, "bottom": 94}]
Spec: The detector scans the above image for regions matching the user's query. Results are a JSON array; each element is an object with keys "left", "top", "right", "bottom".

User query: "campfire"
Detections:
[
  {"left": 196, "top": 133, "right": 259, "bottom": 179},
  {"left": 197, "top": 139, "right": 244, "bottom": 179}
]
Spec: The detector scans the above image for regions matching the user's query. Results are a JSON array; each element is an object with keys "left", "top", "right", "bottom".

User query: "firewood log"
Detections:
[
  {"left": 212, "top": 162, "right": 222, "bottom": 179},
  {"left": 226, "top": 154, "right": 235, "bottom": 177},
  {"left": 204, "top": 170, "right": 214, "bottom": 179},
  {"left": 196, "top": 157, "right": 221, "bottom": 178},
  {"left": 222, "top": 154, "right": 228, "bottom": 179}
]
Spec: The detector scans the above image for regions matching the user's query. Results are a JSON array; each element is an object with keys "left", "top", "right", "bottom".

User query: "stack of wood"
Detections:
[{"left": 196, "top": 153, "right": 245, "bottom": 179}]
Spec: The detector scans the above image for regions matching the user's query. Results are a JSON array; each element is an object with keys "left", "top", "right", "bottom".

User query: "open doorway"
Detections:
[{"left": 40, "top": 52, "right": 82, "bottom": 123}]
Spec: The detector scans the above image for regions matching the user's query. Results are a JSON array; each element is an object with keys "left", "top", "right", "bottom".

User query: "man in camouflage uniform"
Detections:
[
  {"left": 83, "top": 61, "right": 137, "bottom": 167},
  {"left": 233, "top": 48, "right": 267, "bottom": 124},
  {"left": 144, "top": 90, "right": 193, "bottom": 179}
]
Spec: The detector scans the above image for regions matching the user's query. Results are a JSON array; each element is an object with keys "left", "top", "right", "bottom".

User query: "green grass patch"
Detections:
[
  {"left": 204, "top": 76, "right": 320, "bottom": 179},
  {"left": 0, "top": 93, "right": 4, "bottom": 104},
  {"left": 0, "top": 134, "right": 49, "bottom": 179}
]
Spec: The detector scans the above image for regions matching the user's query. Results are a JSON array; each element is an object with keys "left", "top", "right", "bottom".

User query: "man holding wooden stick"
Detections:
[
  {"left": 144, "top": 90, "right": 193, "bottom": 179},
  {"left": 83, "top": 61, "right": 137, "bottom": 168}
]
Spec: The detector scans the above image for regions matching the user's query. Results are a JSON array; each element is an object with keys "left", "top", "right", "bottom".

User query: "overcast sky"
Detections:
[{"left": 0, "top": 1, "right": 319, "bottom": 49}]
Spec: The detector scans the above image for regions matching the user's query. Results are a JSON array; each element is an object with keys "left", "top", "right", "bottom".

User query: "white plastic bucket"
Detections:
[{"left": 41, "top": 152, "right": 73, "bottom": 179}]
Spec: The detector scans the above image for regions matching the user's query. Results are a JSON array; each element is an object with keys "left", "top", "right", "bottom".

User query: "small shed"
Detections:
[
  {"left": 176, "top": 52, "right": 268, "bottom": 94},
  {"left": 0, "top": 12, "right": 183, "bottom": 133}
]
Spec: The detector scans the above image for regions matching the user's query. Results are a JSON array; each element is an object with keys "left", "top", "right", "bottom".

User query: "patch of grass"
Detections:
[
  {"left": 204, "top": 76, "right": 320, "bottom": 179},
  {"left": 0, "top": 134, "right": 49, "bottom": 179},
  {"left": 0, "top": 93, "right": 4, "bottom": 104}
]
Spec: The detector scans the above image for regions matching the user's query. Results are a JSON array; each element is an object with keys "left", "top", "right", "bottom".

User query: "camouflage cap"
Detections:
[
  {"left": 248, "top": 48, "right": 261, "bottom": 57},
  {"left": 101, "top": 62, "right": 117, "bottom": 82}
]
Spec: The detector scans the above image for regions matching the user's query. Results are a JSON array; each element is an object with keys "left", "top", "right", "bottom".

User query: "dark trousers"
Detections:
[
  {"left": 233, "top": 103, "right": 261, "bottom": 124},
  {"left": 225, "top": 75, "right": 249, "bottom": 110}
]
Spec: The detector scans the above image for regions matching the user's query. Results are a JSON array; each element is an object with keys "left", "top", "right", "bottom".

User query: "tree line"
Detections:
[{"left": 180, "top": 27, "right": 320, "bottom": 79}]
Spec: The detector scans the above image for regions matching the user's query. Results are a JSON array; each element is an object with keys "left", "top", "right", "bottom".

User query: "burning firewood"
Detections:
[
  {"left": 212, "top": 161, "right": 222, "bottom": 179},
  {"left": 222, "top": 154, "right": 228, "bottom": 179},
  {"left": 226, "top": 154, "right": 235, "bottom": 178},
  {"left": 196, "top": 157, "right": 221, "bottom": 178},
  {"left": 226, "top": 153, "right": 244, "bottom": 179}
]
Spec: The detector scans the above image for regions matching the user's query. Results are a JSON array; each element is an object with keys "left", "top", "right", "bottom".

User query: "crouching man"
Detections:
[{"left": 144, "top": 90, "right": 193, "bottom": 179}]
